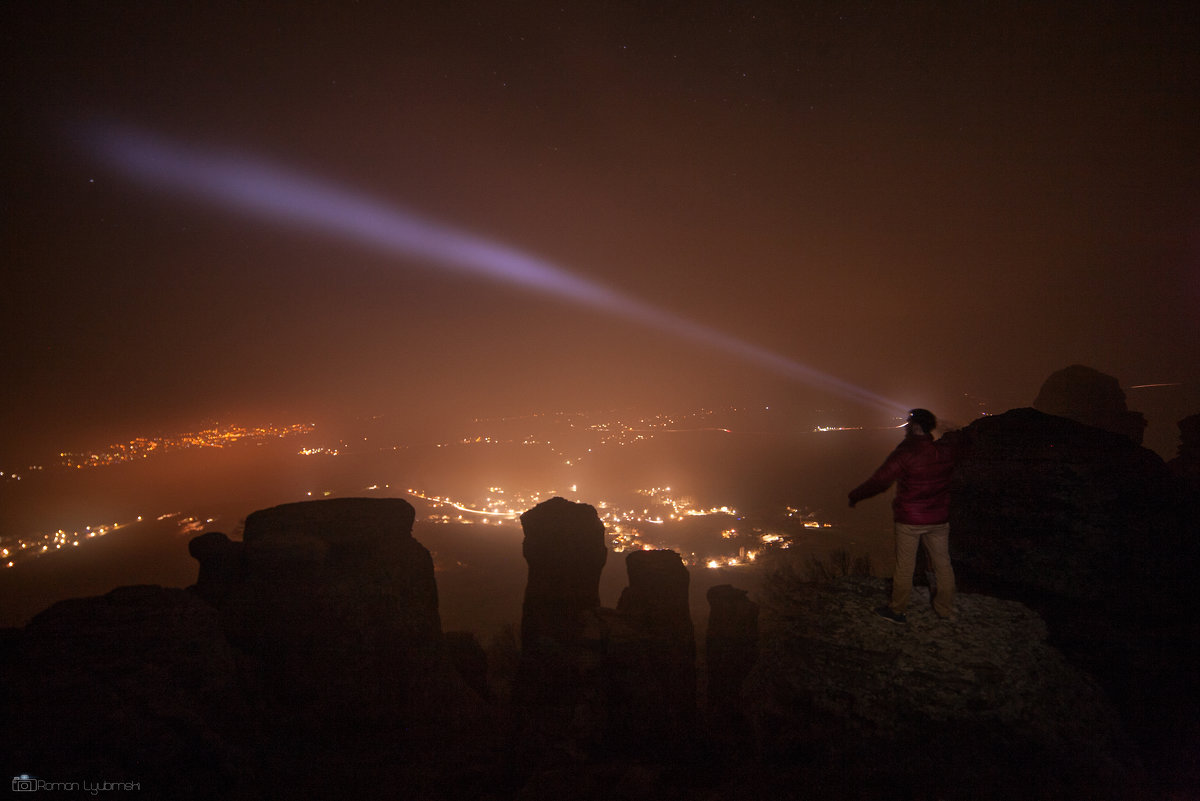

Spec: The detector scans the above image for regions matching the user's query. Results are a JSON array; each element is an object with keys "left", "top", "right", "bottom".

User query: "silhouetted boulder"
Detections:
[
  {"left": 616, "top": 549, "right": 692, "bottom": 630},
  {"left": 1167, "top": 412, "right": 1200, "bottom": 499},
  {"left": 704, "top": 583, "right": 758, "bottom": 727},
  {"left": 513, "top": 504, "right": 705, "bottom": 762},
  {"left": 951, "top": 407, "right": 1185, "bottom": 611},
  {"left": 195, "top": 498, "right": 466, "bottom": 741},
  {"left": 518, "top": 496, "right": 607, "bottom": 653},
  {"left": 182, "top": 498, "right": 492, "bottom": 798},
  {"left": 4, "top": 494, "right": 494, "bottom": 801},
  {"left": 608, "top": 549, "right": 697, "bottom": 751},
  {"left": 951, "top": 408, "right": 1200, "bottom": 791},
  {"left": 1033, "top": 364, "right": 1147, "bottom": 444},
  {"left": 229, "top": 496, "right": 438, "bottom": 639},
  {"left": 1175, "top": 412, "right": 1200, "bottom": 454},
  {"left": 748, "top": 576, "right": 1138, "bottom": 800},
  {"left": 188, "top": 530, "right": 244, "bottom": 605},
  {"left": 4, "top": 586, "right": 248, "bottom": 799},
  {"left": 514, "top": 497, "right": 608, "bottom": 712},
  {"left": 615, "top": 550, "right": 694, "bottom": 672}
]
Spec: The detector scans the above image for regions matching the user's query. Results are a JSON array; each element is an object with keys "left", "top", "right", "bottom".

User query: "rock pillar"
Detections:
[
  {"left": 607, "top": 549, "right": 698, "bottom": 750},
  {"left": 515, "top": 497, "right": 607, "bottom": 706},
  {"left": 705, "top": 583, "right": 759, "bottom": 727}
]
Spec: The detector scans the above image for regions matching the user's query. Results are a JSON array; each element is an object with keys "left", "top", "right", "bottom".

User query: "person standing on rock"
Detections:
[{"left": 848, "top": 408, "right": 958, "bottom": 623}]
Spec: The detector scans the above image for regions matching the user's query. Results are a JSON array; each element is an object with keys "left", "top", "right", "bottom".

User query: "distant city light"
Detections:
[
  {"left": 59, "top": 422, "right": 314, "bottom": 469},
  {"left": 4, "top": 406, "right": 836, "bottom": 572}
]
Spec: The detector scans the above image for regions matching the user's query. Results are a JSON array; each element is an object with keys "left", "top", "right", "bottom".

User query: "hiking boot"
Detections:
[{"left": 874, "top": 605, "right": 907, "bottom": 625}]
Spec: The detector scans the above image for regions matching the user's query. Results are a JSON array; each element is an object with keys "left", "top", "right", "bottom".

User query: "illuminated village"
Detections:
[
  {"left": 57, "top": 422, "right": 315, "bottom": 469},
  {"left": 2, "top": 408, "right": 843, "bottom": 571}
]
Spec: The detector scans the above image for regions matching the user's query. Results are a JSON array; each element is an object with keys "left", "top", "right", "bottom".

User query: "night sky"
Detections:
[{"left": 4, "top": 1, "right": 1198, "bottom": 458}]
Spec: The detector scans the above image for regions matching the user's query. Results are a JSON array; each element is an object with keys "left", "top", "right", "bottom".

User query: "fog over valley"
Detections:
[{"left": 0, "top": 403, "right": 912, "bottom": 630}]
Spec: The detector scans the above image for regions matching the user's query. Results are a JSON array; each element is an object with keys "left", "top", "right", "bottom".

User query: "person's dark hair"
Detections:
[{"left": 907, "top": 408, "right": 937, "bottom": 432}]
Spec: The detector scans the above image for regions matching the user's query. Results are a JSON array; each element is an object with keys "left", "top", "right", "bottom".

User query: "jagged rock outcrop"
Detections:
[
  {"left": 704, "top": 583, "right": 759, "bottom": 729},
  {"left": 518, "top": 496, "right": 608, "bottom": 650},
  {"left": 514, "top": 496, "right": 607, "bottom": 707},
  {"left": 4, "top": 586, "right": 248, "bottom": 800},
  {"left": 187, "top": 530, "right": 244, "bottom": 605},
  {"left": 203, "top": 498, "right": 464, "bottom": 742},
  {"left": 513, "top": 501, "right": 704, "bottom": 760},
  {"left": 22, "top": 482, "right": 1198, "bottom": 798},
  {"left": 233, "top": 496, "right": 439, "bottom": 639},
  {"left": 1168, "top": 412, "right": 1200, "bottom": 497},
  {"left": 1033, "top": 364, "right": 1147, "bottom": 443},
  {"left": 608, "top": 549, "right": 697, "bottom": 749},
  {"left": 616, "top": 549, "right": 692, "bottom": 634},
  {"left": 951, "top": 408, "right": 1200, "bottom": 792},
  {"left": 747, "top": 576, "right": 1138, "bottom": 800},
  {"left": 5, "top": 498, "right": 492, "bottom": 800},
  {"left": 951, "top": 407, "right": 1187, "bottom": 610}
]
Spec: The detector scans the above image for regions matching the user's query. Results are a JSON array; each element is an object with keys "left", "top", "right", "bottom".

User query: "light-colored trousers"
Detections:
[{"left": 891, "top": 522, "right": 956, "bottom": 618}]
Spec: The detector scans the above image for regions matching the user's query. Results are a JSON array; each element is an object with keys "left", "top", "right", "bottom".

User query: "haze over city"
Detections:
[
  {"left": 4, "top": 7, "right": 1200, "bottom": 798},
  {"left": 4, "top": 1, "right": 1197, "bottom": 462}
]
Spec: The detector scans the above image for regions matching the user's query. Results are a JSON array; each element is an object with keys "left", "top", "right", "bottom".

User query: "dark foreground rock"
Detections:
[
  {"left": 4, "top": 499, "right": 491, "bottom": 800},
  {"left": 4, "top": 586, "right": 248, "bottom": 800},
  {"left": 217, "top": 498, "right": 456, "bottom": 733},
  {"left": 1168, "top": 412, "right": 1200, "bottom": 502},
  {"left": 514, "top": 496, "right": 608, "bottom": 708},
  {"left": 7, "top": 493, "right": 1194, "bottom": 800},
  {"left": 951, "top": 407, "right": 1186, "bottom": 610},
  {"left": 512, "top": 500, "right": 700, "bottom": 761},
  {"left": 704, "top": 583, "right": 759, "bottom": 734},
  {"left": 747, "top": 575, "right": 1140, "bottom": 801},
  {"left": 950, "top": 407, "right": 1200, "bottom": 791},
  {"left": 615, "top": 549, "right": 697, "bottom": 726}
]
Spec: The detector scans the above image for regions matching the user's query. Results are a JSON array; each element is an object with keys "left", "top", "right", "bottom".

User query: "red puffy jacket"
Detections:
[{"left": 848, "top": 432, "right": 958, "bottom": 524}]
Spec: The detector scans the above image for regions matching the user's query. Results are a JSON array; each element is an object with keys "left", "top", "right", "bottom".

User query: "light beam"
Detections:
[{"left": 84, "top": 124, "right": 906, "bottom": 413}]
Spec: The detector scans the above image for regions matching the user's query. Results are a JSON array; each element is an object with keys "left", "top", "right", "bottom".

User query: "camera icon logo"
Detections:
[{"left": 12, "top": 775, "right": 37, "bottom": 792}]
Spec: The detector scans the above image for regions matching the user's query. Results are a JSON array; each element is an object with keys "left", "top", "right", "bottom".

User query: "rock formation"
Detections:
[
  {"left": 1033, "top": 363, "right": 1147, "bottom": 443},
  {"left": 513, "top": 500, "right": 701, "bottom": 759},
  {"left": 1167, "top": 412, "right": 1200, "bottom": 497},
  {"left": 747, "top": 575, "right": 1138, "bottom": 800},
  {"left": 187, "top": 529, "right": 243, "bottom": 605},
  {"left": 950, "top": 407, "right": 1186, "bottom": 611},
  {"left": 202, "top": 498, "right": 460, "bottom": 742},
  {"left": 704, "top": 583, "right": 759, "bottom": 730},
  {"left": 5, "top": 498, "right": 489, "bottom": 801},
  {"left": 951, "top": 408, "right": 1200, "bottom": 790},
  {"left": 4, "top": 586, "right": 248, "bottom": 799},
  {"left": 513, "top": 496, "right": 608, "bottom": 709},
  {"left": 517, "top": 496, "right": 607, "bottom": 653},
  {"left": 8, "top": 487, "right": 1195, "bottom": 799},
  {"left": 609, "top": 549, "right": 697, "bottom": 749},
  {"left": 615, "top": 549, "right": 695, "bottom": 701}
]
